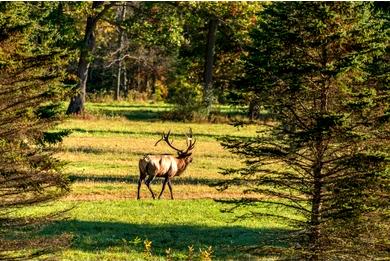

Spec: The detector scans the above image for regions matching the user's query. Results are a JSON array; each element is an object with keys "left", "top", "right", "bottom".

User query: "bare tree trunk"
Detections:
[
  {"left": 123, "top": 68, "right": 128, "bottom": 98},
  {"left": 151, "top": 73, "right": 157, "bottom": 94},
  {"left": 115, "top": 61, "right": 122, "bottom": 101},
  {"left": 66, "top": 2, "right": 112, "bottom": 114},
  {"left": 114, "top": 5, "right": 126, "bottom": 101},
  {"left": 248, "top": 99, "right": 260, "bottom": 120},
  {"left": 203, "top": 16, "right": 218, "bottom": 114},
  {"left": 137, "top": 65, "right": 141, "bottom": 92},
  {"left": 144, "top": 73, "right": 150, "bottom": 94}
]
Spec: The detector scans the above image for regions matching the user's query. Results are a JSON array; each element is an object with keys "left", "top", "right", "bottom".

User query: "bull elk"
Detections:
[{"left": 137, "top": 129, "right": 196, "bottom": 200}]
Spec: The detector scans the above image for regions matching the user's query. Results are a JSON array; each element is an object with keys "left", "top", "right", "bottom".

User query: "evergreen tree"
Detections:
[
  {"left": 220, "top": 2, "right": 389, "bottom": 260},
  {"left": 0, "top": 2, "right": 71, "bottom": 258}
]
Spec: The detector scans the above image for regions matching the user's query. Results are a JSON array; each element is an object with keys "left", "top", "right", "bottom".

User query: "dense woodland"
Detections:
[{"left": 0, "top": 1, "right": 389, "bottom": 260}]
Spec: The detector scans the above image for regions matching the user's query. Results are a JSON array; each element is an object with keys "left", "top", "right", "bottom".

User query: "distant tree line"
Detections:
[{"left": 50, "top": 2, "right": 263, "bottom": 116}]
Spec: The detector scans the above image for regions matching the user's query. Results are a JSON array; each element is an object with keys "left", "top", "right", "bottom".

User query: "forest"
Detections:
[{"left": 0, "top": 1, "right": 389, "bottom": 260}]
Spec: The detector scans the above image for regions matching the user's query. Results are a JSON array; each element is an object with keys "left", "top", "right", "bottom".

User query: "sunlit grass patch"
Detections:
[
  {"left": 56, "top": 123, "right": 247, "bottom": 183},
  {"left": 64, "top": 181, "right": 249, "bottom": 201},
  {"left": 21, "top": 199, "right": 293, "bottom": 260}
]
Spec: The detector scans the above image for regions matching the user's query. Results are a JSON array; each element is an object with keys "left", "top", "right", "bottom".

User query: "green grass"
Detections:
[
  {"left": 84, "top": 102, "right": 246, "bottom": 121},
  {"left": 21, "top": 101, "right": 294, "bottom": 260},
  {"left": 30, "top": 200, "right": 292, "bottom": 260}
]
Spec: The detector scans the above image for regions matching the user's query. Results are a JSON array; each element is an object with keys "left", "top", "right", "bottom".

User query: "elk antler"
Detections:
[
  {"left": 155, "top": 130, "right": 184, "bottom": 154},
  {"left": 183, "top": 128, "right": 196, "bottom": 155},
  {"left": 155, "top": 129, "right": 196, "bottom": 156}
]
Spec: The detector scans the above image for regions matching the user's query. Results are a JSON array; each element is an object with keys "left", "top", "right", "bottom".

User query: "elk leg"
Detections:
[
  {"left": 145, "top": 176, "right": 155, "bottom": 199},
  {"left": 167, "top": 178, "right": 174, "bottom": 200},
  {"left": 137, "top": 178, "right": 143, "bottom": 200},
  {"left": 158, "top": 177, "right": 169, "bottom": 199}
]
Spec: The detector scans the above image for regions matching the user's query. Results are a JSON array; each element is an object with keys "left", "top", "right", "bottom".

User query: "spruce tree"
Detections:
[
  {"left": 0, "top": 2, "right": 71, "bottom": 259},
  {"left": 220, "top": 2, "right": 389, "bottom": 260}
]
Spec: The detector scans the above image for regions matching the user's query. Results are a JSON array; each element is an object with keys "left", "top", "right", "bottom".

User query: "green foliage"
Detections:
[
  {"left": 220, "top": 2, "right": 389, "bottom": 260},
  {"left": 88, "top": 2, "right": 264, "bottom": 113},
  {"left": 91, "top": 2, "right": 185, "bottom": 98},
  {"left": 176, "top": 2, "right": 263, "bottom": 103},
  {"left": 164, "top": 76, "right": 204, "bottom": 121},
  {"left": 0, "top": 2, "right": 70, "bottom": 259},
  {"left": 42, "top": 130, "right": 72, "bottom": 145}
]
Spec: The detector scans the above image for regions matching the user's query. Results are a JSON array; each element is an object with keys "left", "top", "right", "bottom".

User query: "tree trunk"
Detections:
[
  {"left": 248, "top": 98, "right": 260, "bottom": 120},
  {"left": 309, "top": 68, "right": 327, "bottom": 260},
  {"left": 115, "top": 61, "right": 122, "bottom": 101},
  {"left": 123, "top": 68, "right": 128, "bottom": 98},
  {"left": 309, "top": 161, "right": 323, "bottom": 261},
  {"left": 203, "top": 16, "right": 218, "bottom": 114},
  {"left": 144, "top": 73, "right": 150, "bottom": 94},
  {"left": 151, "top": 73, "right": 157, "bottom": 94},
  {"left": 66, "top": 2, "right": 107, "bottom": 114},
  {"left": 114, "top": 5, "right": 126, "bottom": 101},
  {"left": 137, "top": 65, "right": 141, "bottom": 92}
]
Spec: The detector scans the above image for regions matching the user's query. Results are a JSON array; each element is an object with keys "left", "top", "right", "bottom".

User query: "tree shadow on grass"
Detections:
[
  {"left": 42, "top": 220, "right": 291, "bottom": 259},
  {"left": 63, "top": 128, "right": 252, "bottom": 141},
  {"left": 92, "top": 104, "right": 173, "bottom": 109},
  {"left": 93, "top": 108, "right": 166, "bottom": 122},
  {"left": 90, "top": 104, "right": 248, "bottom": 122}
]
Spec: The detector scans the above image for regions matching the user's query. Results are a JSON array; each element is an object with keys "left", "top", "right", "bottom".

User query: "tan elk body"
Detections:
[{"left": 137, "top": 130, "right": 195, "bottom": 200}]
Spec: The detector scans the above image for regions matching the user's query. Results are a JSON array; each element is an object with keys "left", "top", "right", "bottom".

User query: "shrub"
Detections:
[{"left": 164, "top": 77, "right": 204, "bottom": 121}]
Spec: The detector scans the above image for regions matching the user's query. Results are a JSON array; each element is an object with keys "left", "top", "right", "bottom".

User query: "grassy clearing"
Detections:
[
  {"left": 56, "top": 105, "right": 259, "bottom": 201},
  {"left": 26, "top": 102, "right": 293, "bottom": 260}
]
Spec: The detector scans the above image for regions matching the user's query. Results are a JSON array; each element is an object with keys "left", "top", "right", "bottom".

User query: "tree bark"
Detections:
[
  {"left": 309, "top": 59, "right": 327, "bottom": 260},
  {"left": 151, "top": 72, "right": 157, "bottom": 94},
  {"left": 114, "top": 57, "right": 122, "bottom": 101},
  {"left": 123, "top": 68, "right": 128, "bottom": 98},
  {"left": 137, "top": 65, "right": 141, "bottom": 92},
  {"left": 203, "top": 16, "right": 218, "bottom": 114},
  {"left": 114, "top": 5, "right": 126, "bottom": 101},
  {"left": 309, "top": 161, "right": 323, "bottom": 261},
  {"left": 66, "top": 2, "right": 111, "bottom": 114}
]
